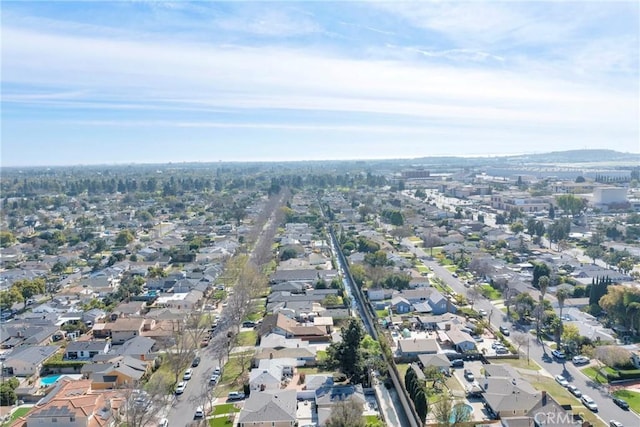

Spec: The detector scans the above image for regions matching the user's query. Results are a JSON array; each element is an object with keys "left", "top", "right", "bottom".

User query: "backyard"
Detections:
[{"left": 479, "top": 284, "right": 502, "bottom": 300}]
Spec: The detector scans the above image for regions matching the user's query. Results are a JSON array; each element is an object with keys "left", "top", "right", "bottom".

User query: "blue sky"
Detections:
[{"left": 2, "top": 1, "right": 639, "bottom": 166}]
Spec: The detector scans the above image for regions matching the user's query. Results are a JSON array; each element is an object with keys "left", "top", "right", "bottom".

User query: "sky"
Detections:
[{"left": 2, "top": 1, "right": 639, "bottom": 167}]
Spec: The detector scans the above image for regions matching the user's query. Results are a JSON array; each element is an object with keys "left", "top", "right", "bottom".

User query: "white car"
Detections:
[
  {"left": 183, "top": 369, "right": 193, "bottom": 380},
  {"left": 581, "top": 395, "right": 598, "bottom": 411},
  {"left": 175, "top": 382, "right": 186, "bottom": 394},
  {"left": 572, "top": 355, "right": 590, "bottom": 365},
  {"left": 194, "top": 406, "right": 204, "bottom": 418},
  {"left": 478, "top": 309, "right": 487, "bottom": 317},
  {"left": 555, "top": 375, "right": 569, "bottom": 387},
  {"left": 158, "top": 419, "right": 169, "bottom": 427},
  {"left": 210, "top": 373, "right": 220, "bottom": 384}
]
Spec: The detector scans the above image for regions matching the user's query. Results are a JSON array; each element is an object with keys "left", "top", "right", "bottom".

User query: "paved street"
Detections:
[{"left": 404, "top": 239, "right": 640, "bottom": 427}]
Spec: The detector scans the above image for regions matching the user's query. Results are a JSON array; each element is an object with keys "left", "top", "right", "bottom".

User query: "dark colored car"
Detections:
[
  {"left": 191, "top": 356, "right": 201, "bottom": 367},
  {"left": 613, "top": 397, "right": 630, "bottom": 410},
  {"left": 452, "top": 359, "right": 464, "bottom": 368}
]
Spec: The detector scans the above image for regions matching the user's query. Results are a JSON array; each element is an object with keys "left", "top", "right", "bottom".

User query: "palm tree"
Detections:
[
  {"left": 556, "top": 288, "right": 569, "bottom": 320},
  {"left": 537, "top": 276, "right": 550, "bottom": 340},
  {"left": 555, "top": 288, "right": 569, "bottom": 347}
]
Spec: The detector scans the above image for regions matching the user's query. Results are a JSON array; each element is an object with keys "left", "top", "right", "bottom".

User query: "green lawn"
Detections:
[
  {"left": 479, "top": 284, "right": 502, "bottom": 300},
  {"left": 613, "top": 389, "right": 640, "bottom": 413},
  {"left": 236, "top": 330, "right": 257, "bottom": 347},
  {"left": 523, "top": 374, "right": 605, "bottom": 427},
  {"left": 496, "top": 357, "right": 542, "bottom": 371},
  {"left": 209, "top": 417, "right": 234, "bottom": 427},
  {"left": 316, "top": 350, "right": 328, "bottom": 363},
  {"left": 212, "top": 403, "right": 241, "bottom": 415},
  {"left": 581, "top": 367, "right": 608, "bottom": 384},
  {"left": 364, "top": 414, "right": 385, "bottom": 426},
  {"left": 375, "top": 308, "right": 389, "bottom": 318},
  {"left": 214, "top": 352, "right": 253, "bottom": 397},
  {"left": 3, "top": 407, "right": 31, "bottom": 425},
  {"left": 416, "top": 264, "right": 429, "bottom": 273}
]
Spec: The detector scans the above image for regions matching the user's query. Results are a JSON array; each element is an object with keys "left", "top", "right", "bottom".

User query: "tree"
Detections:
[
  {"left": 556, "top": 194, "right": 586, "bottom": 217},
  {"left": 414, "top": 389, "right": 428, "bottom": 422},
  {"left": 510, "top": 221, "right": 524, "bottom": 234},
  {"left": 584, "top": 245, "right": 604, "bottom": 264},
  {"left": 452, "top": 401, "right": 472, "bottom": 425},
  {"left": 532, "top": 263, "right": 551, "bottom": 287},
  {"left": 0, "top": 381, "right": 18, "bottom": 406},
  {"left": 118, "top": 377, "right": 172, "bottom": 427},
  {"left": 279, "top": 247, "right": 298, "bottom": 261},
  {"left": 595, "top": 345, "right": 631, "bottom": 369},
  {"left": 364, "top": 250, "right": 388, "bottom": 267},
  {"left": 555, "top": 288, "right": 570, "bottom": 346},
  {"left": 115, "top": 229, "right": 135, "bottom": 247},
  {"left": 325, "top": 397, "right": 365, "bottom": 427},
  {"left": 422, "top": 233, "right": 442, "bottom": 257},
  {"left": 0, "top": 231, "right": 16, "bottom": 248},
  {"left": 325, "top": 319, "right": 366, "bottom": 383},
  {"left": 513, "top": 332, "right": 530, "bottom": 360},
  {"left": 433, "top": 394, "right": 470, "bottom": 427},
  {"left": 0, "top": 286, "right": 24, "bottom": 311}
]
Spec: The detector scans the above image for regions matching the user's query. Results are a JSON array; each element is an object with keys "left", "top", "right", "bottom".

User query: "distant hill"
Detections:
[{"left": 505, "top": 149, "right": 640, "bottom": 163}]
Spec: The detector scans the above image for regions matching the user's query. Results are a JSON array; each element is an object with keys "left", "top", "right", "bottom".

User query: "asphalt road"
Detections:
[
  {"left": 166, "top": 346, "right": 220, "bottom": 427},
  {"left": 404, "top": 239, "right": 640, "bottom": 427}
]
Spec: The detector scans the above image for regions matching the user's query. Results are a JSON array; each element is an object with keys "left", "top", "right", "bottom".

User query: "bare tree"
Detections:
[
  {"left": 469, "top": 258, "right": 493, "bottom": 281},
  {"left": 115, "top": 377, "right": 172, "bottom": 427},
  {"left": 164, "top": 318, "right": 198, "bottom": 385},
  {"left": 467, "top": 286, "right": 480, "bottom": 309},
  {"left": 432, "top": 394, "right": 454, "bottom": 427},
  {"left": 325, "top": 397, "right": 365, "bottom": 427},
  {"left": 512, "top": 332, "right": 530, "bottom": 361},
  {"left": 422, "top": 233, "right": 442, "bottom": 258}
]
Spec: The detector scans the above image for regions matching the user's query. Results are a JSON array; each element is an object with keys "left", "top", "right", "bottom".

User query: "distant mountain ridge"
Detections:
[{"left": 506, "top": 149, "right": 640, "bottom": 163}]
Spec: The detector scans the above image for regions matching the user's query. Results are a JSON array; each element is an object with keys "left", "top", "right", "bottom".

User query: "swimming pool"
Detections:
[
  {"left": 40, "top": 375, "right": 63, "bottom": 386},
  {"left": 450, "top": 403, "right": 473, "bottom": 423}
]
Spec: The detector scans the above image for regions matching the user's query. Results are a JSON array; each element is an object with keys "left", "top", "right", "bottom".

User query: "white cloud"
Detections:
[{"left": 2, "top": 14, "right": 638, "bottom": 155}]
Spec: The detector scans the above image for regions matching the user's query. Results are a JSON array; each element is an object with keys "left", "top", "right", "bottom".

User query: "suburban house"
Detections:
[
  {"left": 64, "top": 341, "right": 111, "bottom": 360},
  {"left": 417, "top": 353, "right": 452, "bottom": 372},
  {"left": 366, "top": 288, "right": 393, "bottom": 301},
  {"left": 482, "top": 364, "right": 542, "bottom": 419},
  {"left": 396, "top": 338, "right": 439, "bottom": 361},
  {"left": 10, "top": 378, "right": 124, "bottom": 427},
  {"left": 236, "top": 389, "right": 297, "bottom": 427},
  {"left": 445, "top": 328, "right": 476, "bottom": 353},
  {"left": 389, "top": 296, "right": 412, "bottom": 314},
  {"left": 258, "top": 313, "right": 328, "bottom": 342},
  {"left": 249, "top": 364, "right": 282, "bottom": 391},
  {"left": 109, "top": 317, "right": 145, "bottom": 344},
  {"left": 315, "top": 384, "right": 366, "bottom": 427},
  {"left": 81, "top": 356, "right": 148, "bottom": 390},
  {"left": 1, "top": 346, "right": 58, "bottom": 377}
]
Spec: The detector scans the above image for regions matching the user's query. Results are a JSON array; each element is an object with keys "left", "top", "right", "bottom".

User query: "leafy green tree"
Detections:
[
  {"left": 325, "top": 319, "right": 366, "bottom": 383},
  {"left": 555, "top": 194, "right": 586, "bottom": 217},
  {"left": 115, "top": 229, "right": 135, "bottom": 247},
  {"left": 532, "top": 262, "right": 551, "bottom": 287},
  {"left": 0, "top": 381, "right": 18, "bottom": 405},
  {"left": 414, "top": 389, "right": 428, "bottom": 422},
  {"left": 0, "top": 231, "right": 16, "bottom": 248},
  {"left": 364, "top": 250, "right": 388, "bottom": 267},
  {"left": 0, "top": 287, "right": 23, "bottom": 311},
  {"left": 279, "top": 247, "right": 298, "bottom": 261},
  {"left": 584, "top": 245, "right": 604, "bottom": 264}
]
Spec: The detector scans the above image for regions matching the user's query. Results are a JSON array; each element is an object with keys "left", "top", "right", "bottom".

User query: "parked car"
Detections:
[
  {"left": 175, "top": 382, "right": 187, "bottom": 395},
  {"left": 192, "top": 356, "right": 201, "bottom": 367},
  {"left": 572, "top": 355, "right": 589, "bottom": 365},
  {"left": 499, "top": 326, "right": 510, "bottom": 336},
  {"left": 464, "top": 370, "right": 475, "bottom": 382},
  {"left": 496, "top": 347, "right": 509, "bottom": 355},
  {"left": 452, "top": 272, "right": 458, "bottom": 278},
  {"left": 242, "top": 321, "right": 256, "bottom": 328},
  {"left": 210, "top": 373, "right": 220, "bottom": 384},
  {"left": 478, "top": 309, "right": 487, "bottom": 317},
  {"left": 555, "top": 375, "right": 569, "bottom": 387},
  {"left": 183, "top": 369, "right": 193, "bottom": 380},
  {"left": 551, "top": 350, "right": 566, "bottom": 360},
  {"left": 227, "top": 391, "right": 246, "bottom": 401},
  {"left": 581, "top": 395, "right": 598, "bottom": 411},
  {"left": 613, "top": 397, "right": 630, "bottom": 410},
  {"left": 194, "top": 406, "right": 204, "bottom": 418},
  {"left": 158, "top": 419, "right": 169, "bottom": 427},
  {"left": 609, "top": 421, "right": 623, "bottom": 427},
  {"left": 567, "top": 385, "right": 582, "bottom": 397},
  {"left": 451, "top": 359, "right": 464, "bottom": 368},
  {"left": 214, "top": 366, "right": 221, "bottom": 375}
]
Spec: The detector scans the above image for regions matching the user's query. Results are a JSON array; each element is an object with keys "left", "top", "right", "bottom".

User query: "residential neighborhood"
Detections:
[{"left": 1, "top": 152, "right": 639, "bottom": 427}]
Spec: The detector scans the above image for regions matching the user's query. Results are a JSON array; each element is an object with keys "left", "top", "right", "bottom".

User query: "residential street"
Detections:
[{"left": 404, "top": 239, "right": 640, "bottom": 427}]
